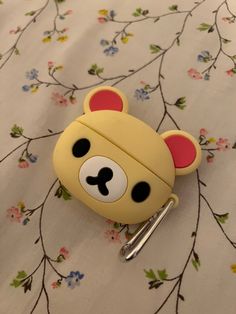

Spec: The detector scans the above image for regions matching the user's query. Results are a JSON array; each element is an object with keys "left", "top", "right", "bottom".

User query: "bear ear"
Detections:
[
  {"left": 83, "top": 86, "right": 128, "bottom": 114},
  {"left": 161, "top": 130, "right": 202, "bottom": 176}
]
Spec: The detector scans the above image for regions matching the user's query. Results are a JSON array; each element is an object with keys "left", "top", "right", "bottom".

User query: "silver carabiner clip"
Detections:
[{"left": 119, "top": 198, "right": 175, "bottom": 262}]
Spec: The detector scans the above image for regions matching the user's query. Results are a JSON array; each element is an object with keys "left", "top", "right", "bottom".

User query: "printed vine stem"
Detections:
[
  {"left": 200, "top": 194, "right": 236, "bottom": 248},
  {"left": 0, "top": 131, "right": 62, "bottom": 164},
  {"left": 110, "top": 10, "right": 189, "bottom": 46},
  {"left": 28, "top": 179, "right": 67, "bottom": 314},
  {"left": 202, "top": 0, "right": 236, "bottom": 75},
  {"left": 0, "top": 0, "right": 50, "bottom": 70}
]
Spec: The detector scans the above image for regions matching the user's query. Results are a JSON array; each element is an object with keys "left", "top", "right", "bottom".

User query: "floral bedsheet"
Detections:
[{"left": 0, "top": 0, "right": 236, "bottom": 313}]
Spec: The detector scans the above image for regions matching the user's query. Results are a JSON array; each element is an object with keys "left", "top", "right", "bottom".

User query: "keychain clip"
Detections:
[{"left": 119, "top": 198, "right": 175, "bottom": 262}]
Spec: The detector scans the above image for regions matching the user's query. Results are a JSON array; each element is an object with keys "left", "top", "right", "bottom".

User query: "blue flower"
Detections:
[
  {"left": 134, "top": 88, "right": 150, "bottom": 101},
  {"left": 197, "top": 50, "right": 212, "bottom": 63},
  {"left": 26, "top": 69, "right": 39, "bottom": 80},
  {"left": 100, "top": 39, "right": 110, "bottom": 46},
  {"left": 103, "top": 46, "right": 119, "bottom": 56},
  {"left": 22, "top": 85, "right": 30, "bottom": 92},
  {"left": 65, "top": 271, "right": 84, "bottom": 289},
  {"left": 26, "top": 154, "right": 38, "bottom": 163}
]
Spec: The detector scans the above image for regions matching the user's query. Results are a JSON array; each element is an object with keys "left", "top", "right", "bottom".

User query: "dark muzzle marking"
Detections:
[{"left": 86, "top": 167, "right": 113, "bottom": 196}]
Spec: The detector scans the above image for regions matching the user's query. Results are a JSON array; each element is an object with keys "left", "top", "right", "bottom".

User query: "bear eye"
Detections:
[
  {"left": 131, "top": 181, "right": 150, "bottom": 203},
  {"left": 72, "top": 138, "right": 90, "bottom": 158}
]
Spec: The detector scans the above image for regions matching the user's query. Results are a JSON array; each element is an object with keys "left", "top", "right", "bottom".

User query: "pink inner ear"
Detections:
[
  {"left": 164, "top": 135, "right": 196, "bottom": 168},
  {"left": 89, "top": 90, "right": 123, "bottom": 112}
]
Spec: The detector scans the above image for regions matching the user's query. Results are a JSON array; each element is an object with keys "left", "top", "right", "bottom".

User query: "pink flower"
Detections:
[
  {"left": 51, "top": 281, "right": 60, "bottom": 289},
  {"left": 64, "top": 10, "right": 73, "bottom": 15},
  {"left": 18, "top": 160, "right": 29, "bottom": 168},
  {"left": 6, "top": 206, "right": 22, "bottom": 222},
  {"left": 48, "top": 61, "right": 54, "bottom": 69},
  {"left": 98, "top": 17, "right": 107, "bottom": 24},
  {"left": 206, "top": 155, "right": 214, "bottom": 163},
  {"left": 216, "top": 138, "right": 230, "bottom": 151},
  {"left": 226, "top": 69, "right": 234, "bottom": 77},
  {"left": 187, "top": 68, "right": 202, "bottom": 80},
  {"left": 104, "top": 229, "right": 121, "bottom": 243},
  {"left": 59, "top": 247, "right": 69, "bottom": 259},
  {"left": 106, "top": 219, "right": 114, "bottom": 224},
  {"left": 200, "top": 128, "right": 208, "bottom": 136},
  {"left": 51, "top": 92, "right": 68, "bottom": 107}
]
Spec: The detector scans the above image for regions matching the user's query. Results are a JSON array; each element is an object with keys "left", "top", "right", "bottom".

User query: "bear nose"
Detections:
[
  {"left": 86, "top": 167, "right": 113, "bottom": 196},
  {"left": 79, "top": 156, "right": 127, "bottom": 202}
]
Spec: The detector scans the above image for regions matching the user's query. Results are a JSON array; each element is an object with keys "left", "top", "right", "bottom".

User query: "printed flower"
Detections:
[
  {"left": 197, "top": 50, "right": 212, "bottom": 63},
  {"left": 216, "top": 138, "right": 230, "bottom": 151},
  {"left": 51, "top": 92, "right": 68, "bottom": 107},
  {"left": 231, "top": 264, "right": 236, "bottom": 273},
  {"left": 106, "top": 219, "right": 114, "bottom": 224},
  {"left": 26, "top": 69, "right": 39, "bottom": 80},
  {"left": 18, "top": 160, "right": 29, "bottom": 168},
  {"left": 134, "top": 88, "right": 150, "bottom": 101},
  {"left": 104, "top": 229, "right": 121, "bottom": 243},
  {"left": 222, "top": 17, "right": 235, "bottom": 24},
  {"left": 98, "top": 9, "right": 108, "bottom": 16},
  {"left": 64, "top": 10, "right": 73, "bottom": 15},
  {"left": 65, "top": 271, "right": 84, "bottom": 289},
  {"left": 57, "top": 35, "right": 68, "bottom": 42},
  {"left": 51, "top": 282, "right": 59, "bottom": 289},
  {"left": 22, "top": 85, "right": 30, "bottom": 92},
  {"left": 98, "top": 17, "right": 107, "bottom": 24},
  {"left": 7, "top": 207, "right": 22, "bottom": 223},
  {"left": 26, "top": 154, "right": 38, "bottom": 163},
  {"left": 48, "top": 61, "right": 54, "bottom": 69},
  {"left": 103, "top": 46, "right": 119, "bottom": 56},
  {"left": 226, "top": 69, "right": 235, "bottom": 77},
  {"left": 187, "top": 68, "right": 202, "bottom": 80},
  {"left": 42, "top": 36, "right": 51, "bottom": 43},
  {"left": 59, "top": 247, "right": 69, "bottom": 259},
  {"left": 200, "top": 128, "right": 208, "bottom": 136}
]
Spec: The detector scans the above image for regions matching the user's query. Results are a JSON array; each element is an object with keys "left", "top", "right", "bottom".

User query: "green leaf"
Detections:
[
  {"left": 14, "top": 48, "right": 20, "bottom": 55},
  {"left": 132, "top": 8, "right": 142, "bottom": 17},
  {"left": 10, "top": 124, "right": 24, "bottom": 138},
  {"left": 61, "top": 185, "right": 72, "bottom": 200},
  {"left": 144, "top": 269, "right": 157, "bottom": 280},
  {"left": 22, "top": 277, "right": 32, "bottom": 293},
  {"left": 179, "top": 294, "right": 185, "bottom": 301},
  {"left": 55, "top": 0, "right": 66, "bottom": 3},
  {"left": 10, "top": 279, "right": 21, "bottom": 288},
  {"left": 149, "top": 44, "right": 161, "bottom": 54},
  {"left": 25, "top": 11, "right": 36, "bottom": 16},
  {"left": 222, "top": 38, "right": 231, "bottom": 44},
  {"left": 232, "top": 68, "right": 236, "bottom": 74},
  {"left": 191, "top": 258, "right": 199, "bottom": 271},
  {"left": 197, "top": 23, "right": 211, "bottom": 31},
  {"left": 169, "top": 5, "right": 178, "bottom": 11},
  {"left": 16, "top": 271, "right": 27, "bottom": 280},
  {"left": 215, "top": 213, "right": 229, "bottom": 224},
  {"left": 232, "top": 55, "right": 236, "bottom": 59},
  {"left": 157, "top": 269, "right": 168, "bottom": 281},
  {"left": 55, "top": 184, "right": 71, "bottom": 200},
  {"left": 232, "top": 142, "right": 236, "bottom": 149},
  {"left": 174, "top": 97, "right": 186, "bottom": 109},
  {"left": 142, "top": 10, "right": 149, "bottom": 16},
  {"left": 176, "top": 37, "right": 180, "bottom": 46}
]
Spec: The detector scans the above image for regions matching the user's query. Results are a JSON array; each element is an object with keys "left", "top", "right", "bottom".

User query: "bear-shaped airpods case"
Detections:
[{"left": 53, "top": 86, "right": 201, "bottom": 225}]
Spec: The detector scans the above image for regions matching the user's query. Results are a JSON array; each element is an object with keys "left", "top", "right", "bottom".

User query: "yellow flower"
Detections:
[
  {"left": 208, "top": 137, "right": 216, "bottom": 143},
  {"left": 42, "top": 36, "right": 51, "bottom": 43},
  {"left": 231, "top": 264, "right": 236, "bottom": 273},
  {"left": 31, "top": 86, "right": 39, "bottom": 93},
  {"left": 99, "top": 9, "right": 108, "bottom": 16},
  {"left": 17, "top": 201, "right": 25, "bottom": 210},
  {"left": 57, "top": 35, "right": 68, "bottom": 42},
  {"left": 121, "top": 36, "right": 129, "bottom": 44}
]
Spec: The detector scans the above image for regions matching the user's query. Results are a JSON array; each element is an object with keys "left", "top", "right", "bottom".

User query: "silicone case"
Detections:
[{"left": 53, "top": 86, "right": 201, "bottom": 224}]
